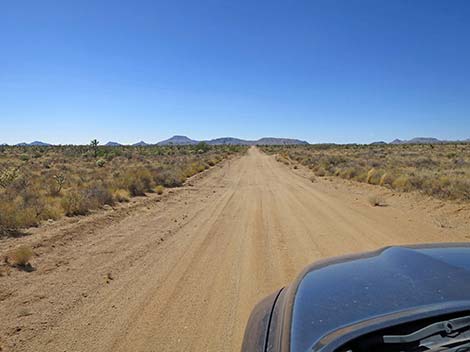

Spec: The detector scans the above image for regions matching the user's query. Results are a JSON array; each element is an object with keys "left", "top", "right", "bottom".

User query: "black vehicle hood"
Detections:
[{"left": 288, "top": 244, "right": 470, "bottom": 352}]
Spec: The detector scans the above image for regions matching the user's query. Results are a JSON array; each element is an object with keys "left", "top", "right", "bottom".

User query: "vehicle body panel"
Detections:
[{"left": 242, "top": 243, "right": 470, "bottom": 352}]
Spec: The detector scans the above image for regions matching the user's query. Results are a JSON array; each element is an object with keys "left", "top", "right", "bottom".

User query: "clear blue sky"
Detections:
[{"left": 1, "top": 0, "right": 469, "bottom": 144}]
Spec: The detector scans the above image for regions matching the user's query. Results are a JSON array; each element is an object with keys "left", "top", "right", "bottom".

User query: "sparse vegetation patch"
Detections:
[
  {"left": 263, "top": 143, "right": 470, "bottom": 202},
  {"left": 0, "top": 144, "right": 246, "bottom": 234}
]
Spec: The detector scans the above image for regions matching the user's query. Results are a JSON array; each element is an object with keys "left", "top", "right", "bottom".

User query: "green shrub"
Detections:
[{"left": 194, "top": 142, "right": 210, "bottom": 153}]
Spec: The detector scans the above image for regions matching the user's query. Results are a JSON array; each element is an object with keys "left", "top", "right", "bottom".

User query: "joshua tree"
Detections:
[
  {"left": 90, "top": 139, "right": 99, "bottom": 158},
  {"left": 0, "top": 167, "right": 19, "bottom": 189},
  {"left": 52, "top": 173, "right": 66, "bottom": 195}
]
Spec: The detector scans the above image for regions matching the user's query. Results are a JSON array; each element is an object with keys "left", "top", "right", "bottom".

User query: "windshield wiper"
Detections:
[{"left": 383, "top": 315, "right": 470, "bottom": 344}]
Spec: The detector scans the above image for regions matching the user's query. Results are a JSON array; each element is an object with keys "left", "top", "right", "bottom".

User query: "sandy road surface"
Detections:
[{"left": 1, "top": 147, "right": 468, "bottom": 352}]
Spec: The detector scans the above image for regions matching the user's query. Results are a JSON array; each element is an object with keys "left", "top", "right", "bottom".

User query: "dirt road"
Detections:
[{"left": 1, "top": 147, "right": 468, "bottom": 352}]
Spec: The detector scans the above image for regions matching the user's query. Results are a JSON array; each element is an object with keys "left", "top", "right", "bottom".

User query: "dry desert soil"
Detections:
[{"left": 1, "top": 147, "right": 469, "bottom": 352}]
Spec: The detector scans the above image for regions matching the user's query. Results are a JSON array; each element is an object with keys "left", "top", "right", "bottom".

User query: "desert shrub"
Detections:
[
  {"left": 275, "top": 155, "right": 290, "bottom": 165},
  {"left": 0, "top": 200, "right": 38, "bottom": 231},
  {"left": 154, "top": 169, "right": 184, "bottom": 187},
  {"left": 17, "top": 186, "right": 48, "bottom": 218},
  {"left": 61, "top": 190, "right": 90, "bottom": 216},
  {"left": 391, "top": 175, "right": 412, "bottom": 191},
  {"left": 448, "top": 179, "right": 470, "bottom": 200},
  {"left": 6, "top": 245, "right": 33, "bottom": 266},
  {"left": 368, "top": 194, "right": 386, "bottom": 207},
  {"left": 84, "top": 182, "right": 114, "bottom": 208},
  {"left": 339, "top": 167, "right": 360, "bottom": 180},
  {"left": 117, "top": 168, "right": 154, "bottom": 196},
  {"left": 96, "top": 159, "right": 106, "bottom": 168},
  {"left": 414, "top": 157, "right": 438, "bottom": 169},
  {"left": 113, "top": 189, "right": 130, "bottom": 202},
  {"left": 0, "top": 167, "right": 20, "bottom": 188},
  {"left": 194, "top": 142, "right": 210, "bottom": 153},
  {"left": 314, "top": 168, "right": 326, "bottom": 177},
  {"left": 366, "top": 168, "right": 382, "bottom": 184},
  {"left": 379, "top": 172, "right": 394, "bottom": 187},
  {"left": 39, "top": 200, "right": 63, "bottom": 220},
  {"left": 155, "top": 185, "right": 164, "bottom": 195},
  {"left": 184, "top": 162, "right": 206, "bottom": 178}
]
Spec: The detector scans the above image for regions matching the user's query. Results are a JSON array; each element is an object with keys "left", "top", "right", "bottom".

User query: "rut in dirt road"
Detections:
[{"left": 3, "top": 147, "right": 466, "bottom": 352}]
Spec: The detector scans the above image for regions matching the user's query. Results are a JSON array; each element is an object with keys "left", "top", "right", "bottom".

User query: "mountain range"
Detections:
[
  {"left": 10, "top": 136, "right": 307, "bottom": 146},
  {"left": 5, "top": 136, "right": 470, "bottom": 146},
  {"left": 14, "top": 141, "right": 52, "bottom": 147},
  {"left": 156, "top": 135, "right": 309, "bottom": 146},
  {"left": 386, "top": 137, "right": 470, "bottom": 145}
]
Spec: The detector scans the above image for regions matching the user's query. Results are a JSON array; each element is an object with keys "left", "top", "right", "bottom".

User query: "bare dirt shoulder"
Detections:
[{"left": 288, "top": 159, "right": 470, "bottom": 238}]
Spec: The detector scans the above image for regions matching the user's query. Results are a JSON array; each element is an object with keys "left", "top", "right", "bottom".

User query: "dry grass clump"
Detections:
[
  {"left": 5, "top": 245, "right": 34, "bottom": 267},
  {"left": 155, "top": 185, "right": 164, "bottom": 195},
  {"left": 113, "top": 189, "right": 130, "bottom": 202},
  {"left": 117, "top": 168, "right": 154, "bottom": 196},
  {"left": 0, "top": 144, "right": 246, "bottom": 234},
  {"left": 264, "top": 143, "right": 470, "bottom": 202},
  {"left": 275, "top": 154, "right": 290, "bottom": 165},
  {"left": 392, "top": 175, "right": 412, "bottom": 192},
  {"left": 368, "top": 194, "right": 386, "bottom": 207}
]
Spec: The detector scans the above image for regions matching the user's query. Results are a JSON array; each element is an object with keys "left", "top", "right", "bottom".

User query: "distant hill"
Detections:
[
  {"left": 205, "top": 137, "right": 251, "bottom": 145},
  {"left": 31, "top": 141, "right": 52, "bottom": 146},
  {"left": 204, "top": 136, "right": 308, "bottom": 145},
  {"left": 392, "top": 137, "right": 442, "bottom": 144},
  {"left": 157, "top": 135, "right": 198, "bottom": 145},
  {"left": 105, "top": 141, "right": 122, "bottom": 147},
  {"left": 387, "top": 137, "right": 470, "bottom": 144},
  {"left": 132, "top": 141, "right": 150, "bottom": 146},
  {"left": 15, "top": 141, "right": 52, "bottom": 146},
  {"left": 370, "top": 141, "right": 387, "bottom": 145},
  {"left": 390, "top": 137, "right": 459, "bottom": 144},
  {"left": 255, "top": 137, "right": 308, "bottom": 145}
]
